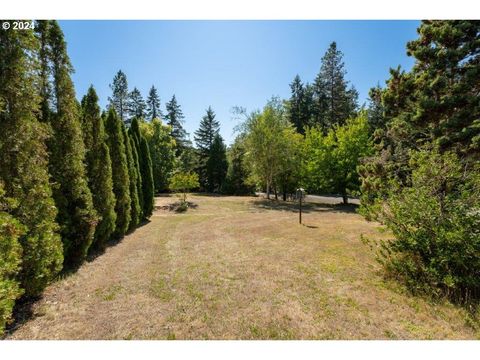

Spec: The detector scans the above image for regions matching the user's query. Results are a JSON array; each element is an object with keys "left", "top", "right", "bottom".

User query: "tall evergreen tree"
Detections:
[
  {"left": 81, "top": 86, "right": 117, "bottom": 251},
  {"left": 206, "top": 134, "right": 228, "bottom": 192},
  {"left": 286, "top": 75, "right": 314, "bottom": 134},
  {"left": 405, "top": 20, "right": 480, "bottom": 156},
  {"left": 165, "top": 94, "right": 189, "bottom": 154},
  {"left": 194, "top": 106, "right": 221, "bottom": 190},
  {"left": 37, "top": 20, "right": 97, "bottom": 268},
  {"left": 104, "top": 109, "right": 131, "bottom": 238},
  {"left": 130, "top": 118, "right": 154, "bottom": 218},
  {"left": 127, "top": 87, "right": 146, "bottom": 122},
  {"left": 366, "top": 84, "right": 386, "bottom": 131},
  {"left": 122, "top": 123, "right": 141, "bottom": 230},
  {"left": 313, "top": 42, "right": 358, "bottom": 130},
  {"left": 146, "top": 85, "right": 162, "bottom": 121},
  {"left": 0, "top": 24, "right": 63, "bottom": 297},
  {"left": 108, "top": 70, "right": 129, "bottom": 124},
  {"left": 129, "top": 133, "right": 144, "bottom": 217}
]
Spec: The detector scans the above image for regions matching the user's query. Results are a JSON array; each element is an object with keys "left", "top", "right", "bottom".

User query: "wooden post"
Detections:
[
  {"left": 299, "top": 194, "right": 302, "bottom": 224},
  {"left": 297, "top": 187, "right": 304, "bottom": 224}
]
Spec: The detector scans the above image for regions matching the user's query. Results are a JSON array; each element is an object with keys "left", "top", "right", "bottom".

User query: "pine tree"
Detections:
[
  {"left": 130, "top": 118, "right": 154, "bottom": 218},
  {"left": 405, "top": 20, "right": 480, "bottom": 155},
  {"left": 0, "top": 25, "right": 63, "bottom": 297},
  {"left": 360, "top": 21, "right": 480, "bottom": 219},
  {"left": 206, "top": 134, "right": 228, "bottom": 192},
  {"left": 37, "top": 20, "right": 97, "bottom": 268},
  {"left": 165, "top": 95, "right": 189, "bottom": 155},
  {"left": 146, "top": 85, "right": 162, "bottom": 121},
  {"left": 81, "top": 86, "right": 117, "bottom": 251},
  {"left": 313, "top": 42, "right": 358, "bottom": 130},
  {"left": 108, "top": 70, "right": 129, "bottom": 124},
  {"left": 194, "top": 106, "right": 220, "bottom": 190},
  {"left": 286, "top": 75, "right": 314, "bottom": 134},
  {"left": 366, "top": 84, "right": 386, "bottom": 131},
  {"left": 127, "top": 87, "right": 146, "bottom": 122},
  {"left": 104, "top": 109, "right": 131, "bottom": 238},
  {"left": 122, "top": 123, "right": 141, "bottom": 230}
]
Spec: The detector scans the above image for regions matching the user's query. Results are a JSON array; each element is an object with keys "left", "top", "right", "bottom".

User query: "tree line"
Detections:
[{"left": 0, "top": 20, "right": 157, "bottom": 333}]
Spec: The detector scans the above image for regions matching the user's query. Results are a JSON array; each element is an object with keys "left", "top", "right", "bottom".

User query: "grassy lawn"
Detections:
[{"left": 8, "top": 195, "right": 479, "bottom": 339}]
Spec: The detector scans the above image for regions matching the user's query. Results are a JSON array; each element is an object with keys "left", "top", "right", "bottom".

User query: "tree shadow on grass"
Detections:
[
  {"left": 3, "top": 296, "right": 40, "bottom": 338},
  {"left": 251, "top": 199, "right": 358, "bottom": 215},
  {"left": 86, "top": 219, "right": 151, "bottom": 263}
]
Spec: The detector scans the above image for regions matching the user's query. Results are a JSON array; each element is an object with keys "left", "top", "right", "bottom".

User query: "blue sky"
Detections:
[{"left": 60, "top": 20, "right": 420, "bottom": 144}]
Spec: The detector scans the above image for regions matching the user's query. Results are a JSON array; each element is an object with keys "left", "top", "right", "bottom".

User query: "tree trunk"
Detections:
[
  {"left": 283, "top": 190, "right": 287, "bottom": 201},
  {"left": 266, "top": 182, "right": 270, "bottom": 199},
  {"left": 342, "top": 192, "right": 348, "bottom": 205},
  {"left": 274, "top": 187, "right": 278, "bottom": 201}
]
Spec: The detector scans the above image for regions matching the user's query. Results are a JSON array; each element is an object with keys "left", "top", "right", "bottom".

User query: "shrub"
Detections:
[{"left": 367, "top": 150, "right": 480, "bottom": 303}]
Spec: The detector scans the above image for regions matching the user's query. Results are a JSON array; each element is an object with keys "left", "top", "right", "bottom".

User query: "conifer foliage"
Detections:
[
  {"left": 0, "top": 20, "right": 162, "bottom": 334},
  {"left": 130, "top": 118, "right": 154, "bottom": 218},
  {"left": 206, "top": 134, "right": 228, "bottom": 192},
  {"left": 165, "top": 95, "right": 189, "bottom": 154},
  {"left": 105, "top": 109, "right": 131, "bottom": 238},
  {"left": 0, "top": 23, "right": 63, "bottom": 301},
  {"left": 146, "top": 85, "right": 162, "bottom": 121},
  {"left": 194, "top": 107, "right": 221, "bottom": 190},
  {"left": 109, "top": 70, "right": 129, "bottom": 124},
  {"left": 313, "top": 42, "right": 358, "bottom": 130},
  {"left": 122, "top": 123, "right": 142, "bottom": 230},
  {"left": 286, "top": 75, "right": 314, "bottom": 134},
  {"left": 36, "top": 20, "right": 97, "bottom": 268},
  {"left": 81, "top": 86, "right": 117, "bottom": 251},
  {"left": 127, "top": 87, "right": 146, "bottom": 121}
]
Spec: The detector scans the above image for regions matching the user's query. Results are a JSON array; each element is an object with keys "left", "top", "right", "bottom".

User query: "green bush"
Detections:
[
  {"left": 367, "top": 150, "right": 480, "bottom": 303},
  {"left": 0, "top": 184, "right": 24, "bottom": 333}
]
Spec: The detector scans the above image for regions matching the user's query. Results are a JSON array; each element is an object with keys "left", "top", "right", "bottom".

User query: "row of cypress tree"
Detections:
[{"left": 0, "top": 20, "right": 154, "bottom": 333}]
